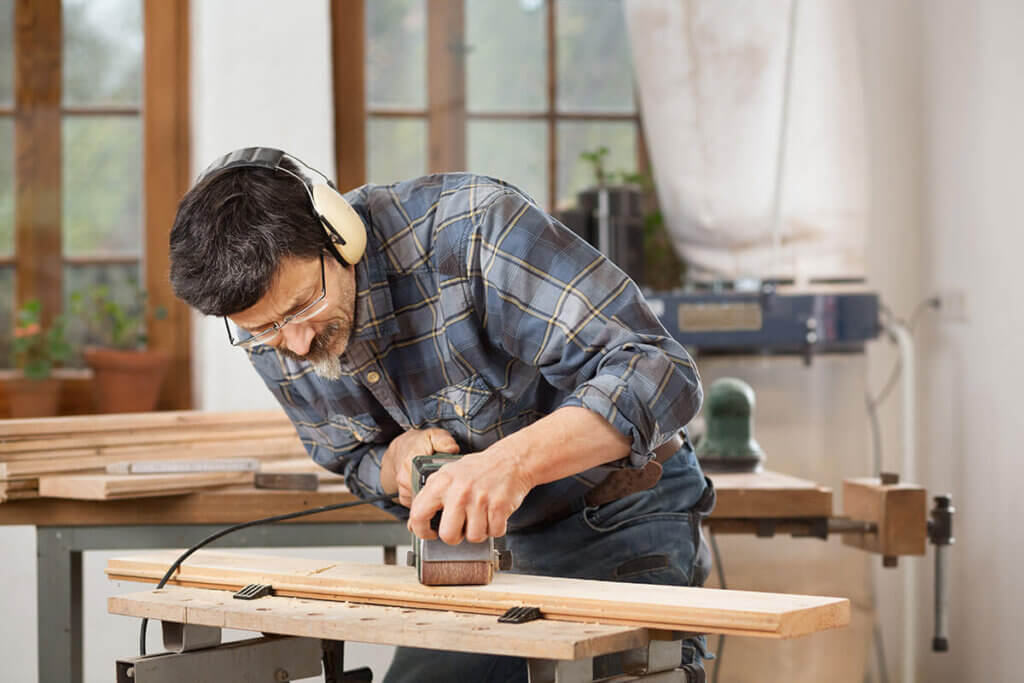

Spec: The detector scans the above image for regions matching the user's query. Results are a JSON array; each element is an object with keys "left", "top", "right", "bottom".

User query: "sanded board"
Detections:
[
  {"left": 107, "top": 551, "right": 850, "bottom": 638},
  {"left": 710, "top": 471, "right": 832, "bottom": 519},
  {"left": 39, "top": 471, "right": 254, "bottom": 500},
  {"left": 109, "top": 586, "right": 649, "bottom": 660}
]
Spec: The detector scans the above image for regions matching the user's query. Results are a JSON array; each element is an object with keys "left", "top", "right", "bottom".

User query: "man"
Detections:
[{"left": 169, "top": 148, "right": 714, "bottom": 682}]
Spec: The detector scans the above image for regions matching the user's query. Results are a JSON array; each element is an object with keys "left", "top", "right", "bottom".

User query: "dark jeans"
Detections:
[{"left": 383, "top": 448, "right": 715, "bottom": 683}]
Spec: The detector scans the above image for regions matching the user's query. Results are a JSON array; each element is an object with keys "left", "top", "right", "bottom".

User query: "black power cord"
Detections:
[{"left": 137, "top": 492, "right": 399, "bottom": 656}]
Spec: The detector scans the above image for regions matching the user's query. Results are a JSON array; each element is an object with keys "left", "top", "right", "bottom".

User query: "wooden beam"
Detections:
[
  {"left": 144, "top": 0, "right": 192, "bottom": 411},
  {"left": 842, "top": 477, "right": 927, "bottom": 556},
  {"left": 107, "top": 550, "right": 850, "bottom": 638},
  {"left": 110, "top": 586, "right": 650, "bottom": 660},
  {"left": 427, "top": 0, "right": 465, "bottom": 173},
  {"left": 13, "top": 0, "right": 61, "bottom": 322},
  {"left": 330, "top": 0, "right": 366, "bottom": 191},
  {"left": 709, "top": 471, "right": 832, "bottom": 519}
]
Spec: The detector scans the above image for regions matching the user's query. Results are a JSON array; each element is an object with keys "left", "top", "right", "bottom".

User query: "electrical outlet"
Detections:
[{"left": 936, "top": 289, "right": 968, "bottom": 323}]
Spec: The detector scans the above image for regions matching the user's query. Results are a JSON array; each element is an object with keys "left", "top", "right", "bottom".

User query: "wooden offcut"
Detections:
[
  {"left": 107, "top": 550, "right": 850, "bottom": 639},
  {"left": 709, "top": 471, "right": 832, "bottom": 519},
  {"left": 109, "top": 586, "right": 649, "bottom": 660},
  {"left": 842, "top": 478, "right": 927, "bottom": 556},
  {"left": 39, "top": 471, "right": 255, "bottom": 500}
]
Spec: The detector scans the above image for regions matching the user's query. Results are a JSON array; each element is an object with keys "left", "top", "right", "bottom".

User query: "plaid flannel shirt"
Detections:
[{"left": 248, "top": 173, "right": 703, "bottom": 529}]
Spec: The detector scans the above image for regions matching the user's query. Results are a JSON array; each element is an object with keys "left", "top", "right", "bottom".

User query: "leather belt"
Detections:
[{"left": 583, "top": 433, "right": 684, "bottom": 507}]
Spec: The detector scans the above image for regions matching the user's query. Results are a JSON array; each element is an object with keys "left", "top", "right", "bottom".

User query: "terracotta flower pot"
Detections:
[
  {"left": 7, "top": 375, "right": 61, "bottom": 418},
  {"left": 83, "top": 347, "right": 170, "bottom": 414}
]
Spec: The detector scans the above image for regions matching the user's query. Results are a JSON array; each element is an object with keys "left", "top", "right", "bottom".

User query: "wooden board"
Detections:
[
  {"left": 38, "top": 471, "right": 255, "bottom": 500},
  {"left": 0, "top": 409, "right": 290, "bottom": 439},
  {"left": 842, "top": 478, "right": 927, "bottom": 556},
  {"left": 0, "top": 438, "right": 306, "bottom": 477},
  {"left": 0, "top": 483, "right": 395, "bottom": 526},
  {"left": 709, "top": 471, "right": 832, "bottom": 519},
  {"left": 109, "top": 586, "right": 649, "bottom": 660},
  {"left": 107, "top": 550, "right": 850, "bottom": 639}
]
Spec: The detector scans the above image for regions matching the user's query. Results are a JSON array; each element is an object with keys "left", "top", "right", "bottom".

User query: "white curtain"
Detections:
[{"left": 625, "top": 0, "right": 868, "bottom": 282}]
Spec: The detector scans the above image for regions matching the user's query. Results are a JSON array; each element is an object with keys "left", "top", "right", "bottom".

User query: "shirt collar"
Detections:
[{"left": 347, "top": 196, "right": 398, "bottom": 343}]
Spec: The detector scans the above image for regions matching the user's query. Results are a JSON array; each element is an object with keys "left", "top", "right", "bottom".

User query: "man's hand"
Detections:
[
  {"left": 380, "top": 428, "right": 460, "bottom": 507},
  {"left": 407, "top": 450, "right": 533, "bottom": 544}
]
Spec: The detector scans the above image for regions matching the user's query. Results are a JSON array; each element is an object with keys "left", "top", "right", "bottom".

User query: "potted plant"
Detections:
[
  {"left": 9, "top": 299, "right": 72, "bottom": 418},
  {"left": 70, "top": 284, "right": 169, "bottom": 413}
]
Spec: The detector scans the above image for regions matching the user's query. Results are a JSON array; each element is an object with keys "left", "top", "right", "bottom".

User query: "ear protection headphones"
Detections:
[{"left": 196, "top": 147, "right": 367, "bottom": 265}]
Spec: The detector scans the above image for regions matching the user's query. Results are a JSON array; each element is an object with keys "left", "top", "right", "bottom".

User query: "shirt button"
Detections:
[
  {"left": 366, "top": 371, "right": 381, "bottom": 384},
  {"left": 454, "top": 405, "right": 465, "bottom": 417}
]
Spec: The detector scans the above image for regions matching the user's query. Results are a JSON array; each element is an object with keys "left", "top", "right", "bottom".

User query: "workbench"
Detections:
[
  {"left": 0, "top": 470, "right": 834, "bottom": 682},
  {"left": 111, "top": 586, "right": 699, "bottom": 682}
]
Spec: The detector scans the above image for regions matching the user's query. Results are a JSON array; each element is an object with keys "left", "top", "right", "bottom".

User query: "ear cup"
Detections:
[{"left": 311, "top": 183, "right": 367, "bottom": 265}]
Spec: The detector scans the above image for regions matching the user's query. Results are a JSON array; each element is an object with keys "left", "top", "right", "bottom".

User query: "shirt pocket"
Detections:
[
  {"left": 326, "top": 412, "right": 383, "bottom": 444},
  {"left": 424, "top": 373, "right": 498, "bottom": 433}
]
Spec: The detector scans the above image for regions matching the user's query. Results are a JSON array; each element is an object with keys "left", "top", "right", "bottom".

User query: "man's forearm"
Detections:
[{"left": 487, "top": 406, "right": 631, "bottom": 490}]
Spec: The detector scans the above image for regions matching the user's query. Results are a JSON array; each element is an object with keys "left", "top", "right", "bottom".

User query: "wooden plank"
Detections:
[
  {"left": 0, "top": 483, "right": 394, "bottom": 525},
  {"left": 109, "top": 586, "right": 649, "bottom": 660},
  {"left": 144, "top": 0, "right": 192, "bottom": 411},
  {"left": 0, "top": 438, "right": 306, "bottom": 477},
  {"left": 709, "top": 471, "right": 833, "bottom": 519},
  {"left": 0, "top": 409, "right": 290, "bottom": 439},
  {"left": 39, "top": 471, "right": 254, "bottom": 500},
  {"left": 107, "top": 550, "right": 850, "bottom": 639},
  {"left": 842, "top": 478, "right": 927, "bottom": 556},
  {"left": 0, "top": 425, "right": 297, "bottom": 455}
]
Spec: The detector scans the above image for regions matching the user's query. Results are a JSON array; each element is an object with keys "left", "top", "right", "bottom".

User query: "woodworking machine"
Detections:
[{"left": 407, "top": 454, "right": 512, "bottom": 586}]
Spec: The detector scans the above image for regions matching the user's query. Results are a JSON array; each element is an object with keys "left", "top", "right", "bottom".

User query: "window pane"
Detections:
[
  {"left": 0, "top": 0, "right": 12, "bottom": 106},
  {"left": 0, "top": 265, "right": 12, "bottom": 367},
  {"left": 63, "top": 116, "right": 142, "bottom": 256},
  {"left": 557, "top": 0, "right": 634, "bottom": 113},
  {"left": 466, "top": 0, "right": 546, "bottom": 113},
  {"left": 63, "top": 0, "right": 143, "bottom": 107},
  {"left": 468, "top": 119, "right": 547, "bottom": 206},
  {"left": 0, "top": 117, "right": 12, "bottom": 255},
  {"left": 367, "top": 117, "right": 427, "bottom": 185},
  {"left": 366, "top": 0, "right": 426, "bottom": 110},
  {"left": 63, "top": 262, "right": 141, "bottom": 360},
  {"left": 557, "top": 121, "right": 636, "bottom": 208}
]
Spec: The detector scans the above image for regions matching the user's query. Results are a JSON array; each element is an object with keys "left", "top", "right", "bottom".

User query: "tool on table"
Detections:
[
  {"left": 695, "top": 377, "right": 766, "bottom": 473},
  {"left": 253, "top": 472, "right": 319, "bottom": 491},
  {"left": 106, "top": 458, "right": 261, "bottom": 474},
  {"left": 406, "top": 453, "right": 512, "bottom": 586}
]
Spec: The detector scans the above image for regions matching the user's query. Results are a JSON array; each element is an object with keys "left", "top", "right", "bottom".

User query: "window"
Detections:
[
  {"left": 1, "top": 0, "right": 191, "bottom": 412},
  {"left": 359, "top": 0, "right": 641, "bottom": 210}
]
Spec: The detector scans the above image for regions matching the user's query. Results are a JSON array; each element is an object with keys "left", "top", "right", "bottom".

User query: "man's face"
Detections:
[{"left": 228, "top": 254, "right": 357, "bottom": 379}]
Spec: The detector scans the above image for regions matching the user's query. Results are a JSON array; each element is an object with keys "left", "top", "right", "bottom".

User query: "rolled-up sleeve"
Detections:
[{"left": 463, "top": 190, "right": 702, "bottom": 467}]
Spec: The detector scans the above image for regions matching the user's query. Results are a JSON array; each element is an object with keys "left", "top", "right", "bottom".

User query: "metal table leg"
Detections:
[
  {"left": 35, "top": 522, "right": 407, "bottom": 683},
  {"left": 37, "top": 528, "right": 83, "bottom": 683}
]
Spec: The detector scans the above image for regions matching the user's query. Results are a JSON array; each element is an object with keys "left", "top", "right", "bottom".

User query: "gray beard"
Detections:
[{"left": 278, "top": 321, "right": 344, "bottom": 380}]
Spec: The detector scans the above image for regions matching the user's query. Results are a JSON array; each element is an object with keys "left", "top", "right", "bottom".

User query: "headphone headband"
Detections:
[{"left": 195, "top": 147, "right": 366, "bottom": 265}]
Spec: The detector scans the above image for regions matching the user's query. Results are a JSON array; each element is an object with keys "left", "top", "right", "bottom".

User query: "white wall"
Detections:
[
  {"left": 917, "top": 2, "right": 1024, "bottom": 680},
  {"left": 190, "top": 0, "right": 337, "bottom": 412}
]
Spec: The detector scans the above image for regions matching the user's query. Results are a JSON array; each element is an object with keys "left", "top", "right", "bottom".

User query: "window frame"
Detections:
[
  {"left": 334, "top": 0, "right": 648, "bottom": 209},
  {"left": 1, "top": 0, "right": 191, "bottom": 414}
]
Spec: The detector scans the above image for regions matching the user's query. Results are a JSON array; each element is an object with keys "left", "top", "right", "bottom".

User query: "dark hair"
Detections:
[{"left": 169, "top": 161, "right": 326, "bottom": 316}]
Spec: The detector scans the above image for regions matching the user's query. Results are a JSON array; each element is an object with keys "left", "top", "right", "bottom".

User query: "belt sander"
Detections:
[{"left": 407, "top": 453, "right": 512, "bottom": 586}]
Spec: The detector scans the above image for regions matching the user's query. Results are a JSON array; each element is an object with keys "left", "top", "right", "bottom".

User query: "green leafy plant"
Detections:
[
  {"left": 69, "top": 284, "right": 167, "bottom": 351},
  {"left": 11, "top": 299, "right": 72, "bottom": 380},
  {"left": 580, "top": 145, "right": 611, "bottom": 186}
]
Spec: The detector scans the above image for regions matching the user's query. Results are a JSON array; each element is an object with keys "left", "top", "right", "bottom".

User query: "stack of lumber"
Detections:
[{"left": 0, "top": 410, "right": 320, "bottom": 502}]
